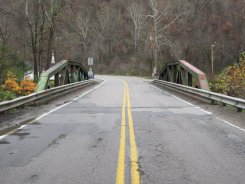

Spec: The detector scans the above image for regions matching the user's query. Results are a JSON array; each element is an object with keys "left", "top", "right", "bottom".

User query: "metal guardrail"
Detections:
[
  {"left": 0, "top": 80, "right": 95, "bottom": 112},
  {"left": 153, "top": 80, "right": 245, "bottom": 112}
]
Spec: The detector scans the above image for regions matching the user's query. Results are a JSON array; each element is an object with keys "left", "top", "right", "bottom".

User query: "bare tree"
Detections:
[
  {"left": 76, "top": 15, "right": 91, "bottom": 61},
  {"left": 95, "top": 8, "right": 117, "bottom": 59},
  {"left": 25, "top": 0, "right": 45, "bottom": 81},
  {"left": 43, "top": 0, "right": 66, "bottom": 69},
  {"left": 1, "top": 0, "right": 245, "bottom": 80},
  {"left": 128, "top": 2, "right": 144, "bottom": 52},
  {"left": 147, "top": 0, "right": 183, "bottom": 74}
]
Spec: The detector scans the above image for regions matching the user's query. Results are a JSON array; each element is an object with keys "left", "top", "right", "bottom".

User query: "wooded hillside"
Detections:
[{"left": 0, "top": 0, "right": 244, "bottom": 81}]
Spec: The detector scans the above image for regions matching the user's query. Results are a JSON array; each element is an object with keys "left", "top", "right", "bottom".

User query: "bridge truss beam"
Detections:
[
  {"left": 36, "top": 60, "right": 88, "bottom": 92},
  {"left": 159, "top": 60, "right": 210, "bottom": 91}
]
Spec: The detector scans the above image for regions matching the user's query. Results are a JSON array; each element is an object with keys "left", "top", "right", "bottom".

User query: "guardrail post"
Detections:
[
  {"left": 237, "top": 108, "right": 242, "bottom": 112},
  {"left": 211, "top": 100, "right": 218, "bottom": 105}
]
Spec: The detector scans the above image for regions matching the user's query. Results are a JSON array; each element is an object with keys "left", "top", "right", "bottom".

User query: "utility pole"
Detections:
[
  {"left": 88, "top": 57, "right": 94, "bottom": 79},
  {"left": 51, "top": 50, "right": 55, "bottom": 65},
  {"left": 150, "top": 36, "right": 157, "bottom": 78},
  {"left": 150, "top": 36, "right": 154, "bottom": 77},
  {"left": 211, "top": 44, "right": 215, "bottom": 79}
]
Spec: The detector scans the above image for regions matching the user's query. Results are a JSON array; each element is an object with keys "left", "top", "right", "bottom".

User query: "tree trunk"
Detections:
[{"left": 46, "top": 27, "right": 54, "bottom": 70}]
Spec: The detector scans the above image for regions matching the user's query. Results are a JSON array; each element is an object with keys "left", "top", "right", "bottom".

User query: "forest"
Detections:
[{"left": 0, "top": 0, "right": 244, "bottom": 94}]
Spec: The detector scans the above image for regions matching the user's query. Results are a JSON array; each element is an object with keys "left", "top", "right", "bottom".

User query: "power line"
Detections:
[{"left": 186, "top": 0, "right": 212, "bottom": 28}]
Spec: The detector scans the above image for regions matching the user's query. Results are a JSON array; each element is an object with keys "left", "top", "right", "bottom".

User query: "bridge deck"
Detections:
[{"left": 0, "top": 76, "right": 245, "bottom": 184}]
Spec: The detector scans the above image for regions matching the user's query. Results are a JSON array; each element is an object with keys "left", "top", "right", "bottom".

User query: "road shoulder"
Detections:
[
  {"left": 0, "top": 79, "right": 102, "bottom": 136},
  {"left": 148, "top": 81, "right": 245, "bottom": 130}
]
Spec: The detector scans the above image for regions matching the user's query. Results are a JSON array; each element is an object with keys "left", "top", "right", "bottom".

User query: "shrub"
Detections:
[
  {"left": 2, "top": 71, "right": 37, "bottom": 99},
  {"left": 210, "top": 52, "right": 245, "bottom": 98},
  {"left": 0, "top": 44, "right": 30, "bottom": 84},
  {"left": 20, "top": 77, "right": 36, "bottom": 95},
  {"left": 3, "top": 71, "right": 22, "bottom": 94},
  {"left": 0, "top": 90, "right": 17, "bottom": 102}
]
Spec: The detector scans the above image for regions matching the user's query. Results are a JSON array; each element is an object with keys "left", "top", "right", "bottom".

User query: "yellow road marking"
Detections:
[
  {"left": 116, "top": 82, "right": 127, "bottom": 184},
  {"left": 116, "top": 82, "right": 140, "bottom": 184},
  {"left": 126, "top": 83, "right": 141, "bottom": 184}
]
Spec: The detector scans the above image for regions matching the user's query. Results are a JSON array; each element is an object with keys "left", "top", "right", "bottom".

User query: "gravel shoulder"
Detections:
[{"left": 0, "top": 79, "right": 102, "bottom": 135}]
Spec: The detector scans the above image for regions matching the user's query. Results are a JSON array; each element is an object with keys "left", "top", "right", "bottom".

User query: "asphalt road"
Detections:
[{"left": 0, "top": 76, "right": 245, "bottom": 184}]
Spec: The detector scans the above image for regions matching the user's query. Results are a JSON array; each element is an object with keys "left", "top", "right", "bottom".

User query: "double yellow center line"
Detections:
[{"left": 116, "top": 82, "right": 140, "bottom": 184}]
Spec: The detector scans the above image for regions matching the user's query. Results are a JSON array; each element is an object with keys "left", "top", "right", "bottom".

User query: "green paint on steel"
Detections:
[
  {"left": 36, "top": 60, "right": 88, "bottom": 92},
  {"left": 159, "top": 60, "right": 210, "bottom": 91}
]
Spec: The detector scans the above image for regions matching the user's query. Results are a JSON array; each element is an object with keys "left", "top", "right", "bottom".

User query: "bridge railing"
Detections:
[
  {"left": 0, "top": 80, "right": 95, "bottom": 113},
  {"left": 153, "top": 80, "right": 245, "bottom": 112},
  {"left": 0, "top": 60, "right": 93, "bottom": 112}
]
